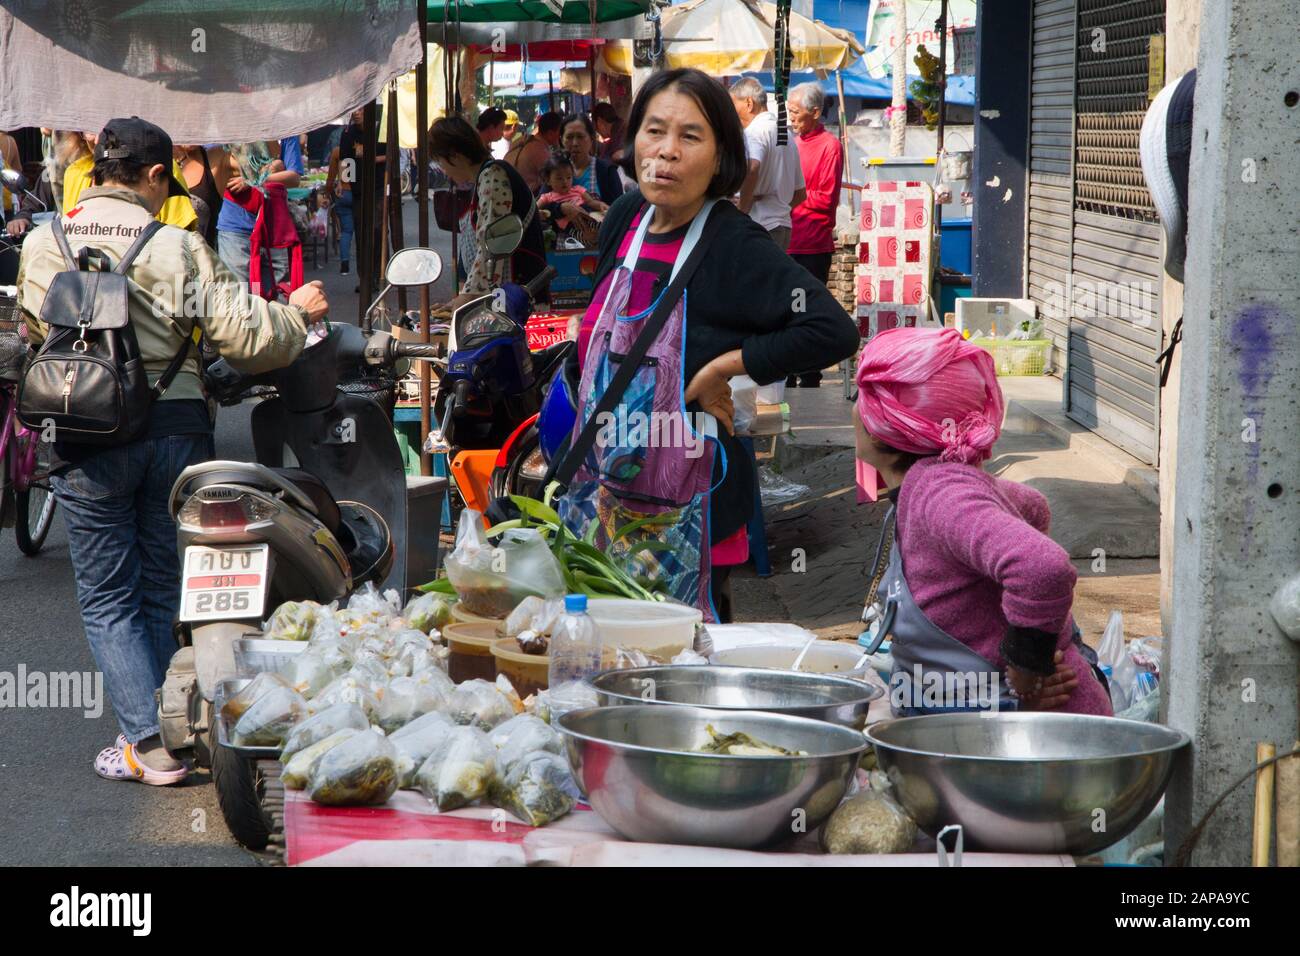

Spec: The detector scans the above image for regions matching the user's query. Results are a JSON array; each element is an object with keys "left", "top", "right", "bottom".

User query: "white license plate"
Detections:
[{"left": 180, "top": 544, "right": 269, "bottom": 622}]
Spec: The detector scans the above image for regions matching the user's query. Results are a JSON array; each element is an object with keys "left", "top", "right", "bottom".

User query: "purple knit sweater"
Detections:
[{"left": 895, "top": 457, "right": 1113, "bottom": 715}]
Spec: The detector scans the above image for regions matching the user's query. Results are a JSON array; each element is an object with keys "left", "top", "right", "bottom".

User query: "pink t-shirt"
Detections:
[{"left": 577, "top": 208, "right": 687, "bottom": 370}]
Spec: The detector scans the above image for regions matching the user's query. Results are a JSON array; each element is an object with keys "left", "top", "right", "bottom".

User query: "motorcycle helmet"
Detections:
[{"left": 1139, "top": 70, "right": 1195, "bottom": 282}]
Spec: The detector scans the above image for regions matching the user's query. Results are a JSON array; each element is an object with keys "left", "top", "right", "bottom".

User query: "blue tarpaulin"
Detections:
[{"left": 745, "top": 59, "right": 974, "bottom": 105}]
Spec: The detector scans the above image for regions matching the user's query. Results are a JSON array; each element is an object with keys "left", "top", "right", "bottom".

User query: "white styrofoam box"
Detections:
[{"left": 955, "top": 298, "right": 1037, "bottom": 337}]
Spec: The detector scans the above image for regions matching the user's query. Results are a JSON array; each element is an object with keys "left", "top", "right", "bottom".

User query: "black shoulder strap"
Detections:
[
  {"left": 50, "top": 216, "right": 77, "bottom": 270},
  {"left": 550, "top": 202, "right": 726, "bottom": 492},
  {"left": 114, "top": 220, "right": 165, "bottom": 275}
]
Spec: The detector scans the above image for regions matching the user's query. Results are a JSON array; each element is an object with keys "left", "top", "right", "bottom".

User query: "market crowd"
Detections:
[{"left": 0, "top": 69, "right": 1106, "bottom": 789}]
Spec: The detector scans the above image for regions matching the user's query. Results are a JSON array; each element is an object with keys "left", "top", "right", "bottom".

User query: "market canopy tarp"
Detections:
[
  {"left": 862, "top": 0, "right": 976, "bottom": 78},
  {"left": 601, "top": 0, "right": 863, "bottom": 76},
  {"left": 425, "top": 0, "right": 648, "bottom": 22},
  {"left": 0, "top": 1, "right": 422, "bottom": 142},
  {"left": 746, "top": 60, "right": 975, "bottom": 106}
]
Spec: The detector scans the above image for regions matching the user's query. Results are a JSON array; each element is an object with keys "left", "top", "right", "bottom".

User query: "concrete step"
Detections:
[{"left": 998, "top": 375, "right": 1161, "bottom": 508}]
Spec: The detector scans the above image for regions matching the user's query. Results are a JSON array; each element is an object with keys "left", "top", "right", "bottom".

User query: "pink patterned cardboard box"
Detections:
[{"left": 856, "top": 181, "right": 935, "bottom": 339}]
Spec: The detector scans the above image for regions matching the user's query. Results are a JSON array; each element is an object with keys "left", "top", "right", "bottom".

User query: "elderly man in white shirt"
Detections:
[{"left": 729, "top": 77, "right": 806, "bottom": 251}]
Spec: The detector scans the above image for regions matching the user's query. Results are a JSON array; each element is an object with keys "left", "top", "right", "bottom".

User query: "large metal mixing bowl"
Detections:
[
  {"left": 558, "top": 705, "right": 868, "bottom": 848},
  {"left": 866, "top": 713, "right": 1191, "bottom": 854},
  {"left": 587, "top": 665, "right": 882, "bottom": 730}
]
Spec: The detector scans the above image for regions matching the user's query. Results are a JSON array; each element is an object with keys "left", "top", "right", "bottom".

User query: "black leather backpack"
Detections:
[{"left": 18, "top": 217, "right": 190, "bottom": 445}]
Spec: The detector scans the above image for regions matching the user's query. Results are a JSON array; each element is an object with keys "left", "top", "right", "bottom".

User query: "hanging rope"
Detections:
[{"left": 774, "top": 0, "right": 793, "bottom": 145}]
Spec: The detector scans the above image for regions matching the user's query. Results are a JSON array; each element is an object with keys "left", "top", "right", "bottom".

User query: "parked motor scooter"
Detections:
[
  {"left": 156, "top": 247, "right": 447, "bottom": 850},
  {"left": 435, "top": 216, "right": 567, "bottom": 514}
]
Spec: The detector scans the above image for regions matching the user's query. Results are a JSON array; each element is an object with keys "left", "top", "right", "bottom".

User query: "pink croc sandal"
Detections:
[{"left": 94, "top": 744, "right": 189, "bottom": 786}]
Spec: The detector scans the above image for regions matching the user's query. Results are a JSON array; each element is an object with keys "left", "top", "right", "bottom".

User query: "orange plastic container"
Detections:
[
  {"left": 442, "top": 621, "right": 502, "bottom": 684},
  {"left": 490, "top": 638, "right": 550, "bottom": 699}
]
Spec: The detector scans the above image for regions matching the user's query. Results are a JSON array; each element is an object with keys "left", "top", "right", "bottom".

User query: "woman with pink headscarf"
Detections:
[{"left": 855, "top": 328, "right": 1112, "bottom": 716}]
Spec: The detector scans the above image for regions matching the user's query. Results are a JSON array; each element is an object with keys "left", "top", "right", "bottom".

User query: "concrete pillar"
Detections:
[
  {"left": 970, "top": 0, "right": 1031, "bottom": 298},
  {"left": 1164, "top": 0, "right": 1300, "bottom": 866},
  {"left": 1158, "top": 0, "right": 1200, "bottom": 655}
]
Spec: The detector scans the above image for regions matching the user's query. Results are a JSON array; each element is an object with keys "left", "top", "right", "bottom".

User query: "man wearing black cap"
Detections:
[{"left": 16, "top": 117, "right": 329, "bottom": 786}]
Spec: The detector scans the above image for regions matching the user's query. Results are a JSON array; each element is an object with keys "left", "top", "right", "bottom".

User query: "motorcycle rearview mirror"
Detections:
[
  {"left": 385, "top": 247, "right": 443, "bottom": 287},
  {"left": 0, "top": 168, "right": 26, "bottom": 192},
  {"left": 482, "top": 214, "right": 524, "bottom": 258}
]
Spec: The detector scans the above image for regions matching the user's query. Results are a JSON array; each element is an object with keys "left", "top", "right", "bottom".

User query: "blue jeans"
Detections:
[
  {"left": 51, "top": 434, "right": 216, "bottom": 743},
  {"left": 335, "top": 191, "right": 354, "bottom": 264},
  {"left": 217, "top": 229, "right": 252, "bottom": 285}
]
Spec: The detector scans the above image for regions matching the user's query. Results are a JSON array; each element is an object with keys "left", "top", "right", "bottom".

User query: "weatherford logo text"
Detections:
[{"left": 50, "top": 886, "right": 151, "bottom": 936}]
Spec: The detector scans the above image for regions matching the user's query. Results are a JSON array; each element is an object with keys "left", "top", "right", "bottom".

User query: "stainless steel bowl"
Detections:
[
  {"left": 558, "top": 705, "right": 868, "bottom": 848},
  {"left": 866, "top": 712, "right": 1191, "bottom": 854},
  {"left": 587, "top": 665, "right": 882, "bottom": 730}
]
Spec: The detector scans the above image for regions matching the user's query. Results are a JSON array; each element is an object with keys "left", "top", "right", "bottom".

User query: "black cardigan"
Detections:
[{"left": 591, "top": 190, "right": 860, "bottom": 542}]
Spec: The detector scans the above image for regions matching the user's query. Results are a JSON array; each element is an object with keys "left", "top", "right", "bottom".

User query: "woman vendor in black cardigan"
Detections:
[{"left": 561, "top": 68, "right": 859, "bottom": 620}]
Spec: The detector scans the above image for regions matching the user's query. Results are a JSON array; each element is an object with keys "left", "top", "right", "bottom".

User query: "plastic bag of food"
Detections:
[
  {"left": 262, "top": 600, "right": 325, "bottom": 641},
  {"left": 277, "top": 649, "right": 337, "bottom": 699},
  {"left": 394, "top": 642, "right": 448, "bottom": 678},
  {"left": 390, "top": 711, "right": 457, "bottom": 788},
  {"left": 344, "top": 582, "right": 403, "bottom": 625},
  {"left": 281, "top": 728, "right": 361, "bottom": 790},
  {"left": 445, "top": 678, "right": 516, "bottom": 731},
  {"left": 524, "top": 683, "right": 598, "bottom": 724},
  {"left": 402, "top": 593, "right": 453, "bottom": 635},
  {"left": 414, "top": 726, "right": 497, "bottom": 811},
  {"left": 490, "top": 751, "right": 577, "bottom": 827},
  {"left": 220, "top": 671, "right": 292, "bottom": 722},
  {"left": 375, "top": 672, "right": 454, "bottom": 734},
  {"left": 307, "top": 728, "right": 399, "bottom": 806},
  {"left": 820, "top": 791, "right": 917, "bottom": 855},
  {"left": 505, "top": 596, "right": 565, "bottom": 654},
  {"left": 443, "top": 511, "right": 565, "bottom": 618},
  {"left": 310, "top": 673, "right": 380, "bottom": 720},
  {"left": 280, "top": 702, "right": 371, "bottom": 763},
  {"left": 488, "top": 714, "right": 563, "bottom": 775},
  {"left": 231, "top": 683, "right": 308, "bottom": 747}
]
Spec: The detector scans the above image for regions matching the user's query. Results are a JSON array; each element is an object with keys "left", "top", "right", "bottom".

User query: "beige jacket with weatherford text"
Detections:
[{"left": 16, "top": 186, "right": 309, "bottom": 403}]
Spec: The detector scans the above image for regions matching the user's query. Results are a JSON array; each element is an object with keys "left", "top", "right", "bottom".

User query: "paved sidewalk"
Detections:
[{"left": 731, "top": 369, "right": 1162, "bottom": 644}]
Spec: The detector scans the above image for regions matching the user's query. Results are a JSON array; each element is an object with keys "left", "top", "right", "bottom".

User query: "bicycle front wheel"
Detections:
[{"left": 14, "top": 437, "right": 56, "bottom": 556}]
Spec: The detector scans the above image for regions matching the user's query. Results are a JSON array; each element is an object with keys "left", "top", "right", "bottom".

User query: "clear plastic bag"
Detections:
[
  {"left": 278, "top": 649, "right": 337, "bottom": 699},
  {"left": 375, "top": 672, "right": 454, "bottom": 734},
  {"left": 444, "top": 678, "right": 518, "bottom": 731},
  {"left": 280, "top": 702, "right": 371, "bottom": 763},
  {"left": 490, "top": 751, "right": 577, "bottom": 827},
  {"left": 345, "top": 582, "right": 403, "bottom": 624},
  {"left": 414, "top": 726, "right": 497, "bottom": 811},
  {"left": 262, "top": 600, "right": 326, "bottom": 641},
  {"left": 231, "top": 683, "right": 308, "bottom": 747},
  {"left": 505, "top": 596, "right": 565, "bottom": 642},
  {"left": 820, "top": 791, "right": 918, "bottom": 854},
  {"left": 395, "top": 642, "right": 448, "bottom": 678},
  {"left": 220, "top": 671, "right": 291, "bottom": 723},
  {"left": 307, "top": 729, "right": 399, "bottom": 806},
  {"left": 758, "top": 466, "right": 811, "bottom": 505},
  {"left": 282, "top": 728, "right": 361, "bottom": 790},
  {"left": 488, "top": 714, "right": 562, "bottom": 776},
  {"left": 390, "top": 711, "right": 457, "bottom": 788},
  {"left": 309, "top": 673, "right": 381, "bottom": 720},
  {"left": 402, "top": 593, "right": 453, "bottom": 635},
  {"left": 443, "top": 511, "right": 565, "bottom": 618},
  {"left": 729, "top": 375, "right": 759, "bottom": 436}
]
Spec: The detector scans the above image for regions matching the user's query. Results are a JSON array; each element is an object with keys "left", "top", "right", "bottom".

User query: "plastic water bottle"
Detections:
[{"left": 548, "top": 594, "right": 602, "bottom": 712}]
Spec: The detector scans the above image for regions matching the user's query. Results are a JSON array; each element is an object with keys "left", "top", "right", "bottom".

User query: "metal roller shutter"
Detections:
[
  {"left": 1067, "top": 0, "right": 1165, "bottom": 464},
  {"left": 1026, "top": 0, "right": 1077, "bottom": 365}
]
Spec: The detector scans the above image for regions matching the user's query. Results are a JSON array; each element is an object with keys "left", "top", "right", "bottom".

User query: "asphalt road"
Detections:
[{"left": 0, "top": 195, "right": 455, "bottom": 865}]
